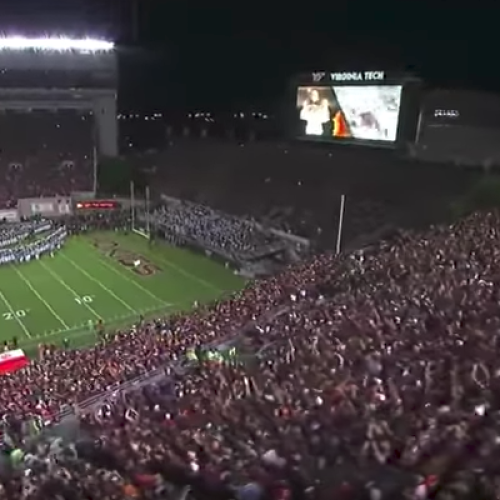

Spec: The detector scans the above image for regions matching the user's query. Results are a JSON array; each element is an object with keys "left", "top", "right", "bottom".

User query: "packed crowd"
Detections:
[
  {"left": 0, "top": 206, "right": 498, "bottom": 499},
  {"left": 151, "top": 201, "right": 282, "bottom": 260}
]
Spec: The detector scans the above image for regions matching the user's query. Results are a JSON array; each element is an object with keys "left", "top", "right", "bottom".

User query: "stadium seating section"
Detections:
[
  {"left": 142, "top": 140, "right": 481, "bottom": 247},
  {"left": 0, "top": 110, "right": 93, "bottom": 207},
  {"left": 0, "top": 138, "right": 498, "bottom": 500}
]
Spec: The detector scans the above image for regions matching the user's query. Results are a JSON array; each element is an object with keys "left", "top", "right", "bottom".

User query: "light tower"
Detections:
[{"left": 0, "top": 36, "right": 118, "bottom": 194}]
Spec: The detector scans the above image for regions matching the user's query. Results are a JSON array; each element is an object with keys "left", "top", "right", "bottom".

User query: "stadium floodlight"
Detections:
[{"left": 0, "top": 37, "right": 114, "bottom": 52}]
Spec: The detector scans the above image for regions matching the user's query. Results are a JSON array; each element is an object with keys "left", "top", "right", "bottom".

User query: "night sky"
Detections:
[{"left": 0, "top": 1, "right": 497, "bottom": 111}]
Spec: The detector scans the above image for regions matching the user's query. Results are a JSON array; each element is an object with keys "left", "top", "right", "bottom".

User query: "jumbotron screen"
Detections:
[{"left": 296, "top": 81, "right": 403, "bottom": 143}]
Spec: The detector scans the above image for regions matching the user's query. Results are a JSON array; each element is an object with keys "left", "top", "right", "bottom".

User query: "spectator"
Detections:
[{"left": 0, "top": 208, "right": 499, "bottom": 499}]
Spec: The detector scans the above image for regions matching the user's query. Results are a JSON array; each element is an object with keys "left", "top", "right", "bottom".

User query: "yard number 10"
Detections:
[
  {"left": 75, "top": 295, "right": 94, "bottom": 306},
  {"left": 75, "top": 296, "right": 94, "bottom": 305}
]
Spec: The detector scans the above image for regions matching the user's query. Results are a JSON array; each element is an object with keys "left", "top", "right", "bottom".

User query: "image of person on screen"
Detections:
[
  {"left": 332, "top": 86, "right": 401, "bottom": 141},
  {"left": 332, "top": 110, "right": 350, "bottom": 138},
  {"left": 299, "top": 88, "right": 331, "bottom": 135}
]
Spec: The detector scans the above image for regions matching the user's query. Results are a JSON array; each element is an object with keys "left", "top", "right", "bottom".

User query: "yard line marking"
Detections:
[
  {"left": 21, "top": 303, "right": 178, "bottom": 349},
  {"left": 0, "top": 288, "right": 31, "bottom": 338},
  {"left": 13, "top": 266, "right": 69, "bottom": 329},
  {"left": 150, "top": 249, "right": 222, "bottom": 293},
  {"left": 82, "top": 243, "right": 170, "bottom": 306},
  {"left": 39, "top": 259, "right": 101, "bottom": 319},
  {"left": 59, "top": 253, "right": 137, "bottom": 314}
]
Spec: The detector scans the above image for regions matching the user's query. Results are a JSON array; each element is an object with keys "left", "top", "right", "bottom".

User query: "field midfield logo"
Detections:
[{"left": 92, "top": 239, "right": 160, "bottom": 277}]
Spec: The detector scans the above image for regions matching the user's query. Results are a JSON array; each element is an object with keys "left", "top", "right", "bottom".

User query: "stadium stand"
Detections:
[
  {"left": 142, "top": 139, "right": 481, "bottom": 248},
  {"left": 0, "top": 123, "right": 496, "bottom": 499},
  {"left": 2, "top": 205, "right": 500, "bottom": 499},
  {"left": 0, "top": 110, "right": 94, "bottom": 207},
  {"left": 0, "top": 38, "right": 498, "bottom": 498},
  {"left": 150, "top": 200, "right": 283, "bottom": 260}
]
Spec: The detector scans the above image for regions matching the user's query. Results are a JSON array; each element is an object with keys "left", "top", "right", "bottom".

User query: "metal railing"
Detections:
[
  {"left": 53, "top": 306, "right": 289, "bottom": 420},
  {"left": 21, "top": 303, "right": 177, "bottom": 355}
]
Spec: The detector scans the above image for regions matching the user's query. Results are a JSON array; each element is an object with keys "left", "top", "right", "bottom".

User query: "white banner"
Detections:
[
  {"left": 18, "top": 197, "right": 72, "bottom": 218},
  {"left": 31, "top": 202, "right": 54, "bottom": 214},
  {"left": 0, "top": 209, "right": 19, "bottom": 222}
]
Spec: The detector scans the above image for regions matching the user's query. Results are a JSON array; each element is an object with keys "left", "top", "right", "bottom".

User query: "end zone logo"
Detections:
[{"left": 92, "top": 239, "right": 160, "bottom": 277}]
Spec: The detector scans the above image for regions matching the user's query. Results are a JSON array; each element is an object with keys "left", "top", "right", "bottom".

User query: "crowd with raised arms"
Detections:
[
  {"left": 150, "top": 201, "right": 282, "bottom": 260},
  {"left": 0, "top": 209, "right": 499, "bottom": 498}
]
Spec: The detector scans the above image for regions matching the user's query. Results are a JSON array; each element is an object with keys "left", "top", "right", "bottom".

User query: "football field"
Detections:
[{"left": 0, "top": 232, "right": 245, "bottom": 353}]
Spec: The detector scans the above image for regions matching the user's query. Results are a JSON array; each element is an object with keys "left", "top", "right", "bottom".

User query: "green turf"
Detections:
[{"left": 0, "top": 232, "right": 245, "bottom": 355}]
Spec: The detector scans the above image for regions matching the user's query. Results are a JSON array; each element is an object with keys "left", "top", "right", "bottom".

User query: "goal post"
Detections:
[{"left": 130, "top": 181, "right": 151, "bottom": 240}]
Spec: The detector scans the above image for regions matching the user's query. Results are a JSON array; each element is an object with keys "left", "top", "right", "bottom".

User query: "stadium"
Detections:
[{"left": 0, "top": 34, "right": 500, "bottom": 500}]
